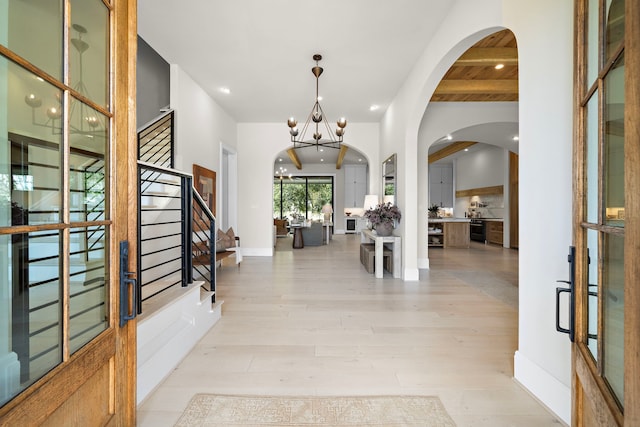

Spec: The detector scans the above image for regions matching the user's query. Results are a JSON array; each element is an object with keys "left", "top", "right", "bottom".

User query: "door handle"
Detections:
[
  {"left": 119, "top": 241, "right": 138, "bottom": 327},
  {"left": 555, "top": 246, "right": 575, "bottom": 342}
]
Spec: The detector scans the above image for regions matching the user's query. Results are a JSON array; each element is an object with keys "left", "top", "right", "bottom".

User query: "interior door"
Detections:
[
  {"left": 571, "top": 0, "right": 639, "bottom": 425},
  {"left": 0, "top": 0, "right": 137, "bottom": 425}
]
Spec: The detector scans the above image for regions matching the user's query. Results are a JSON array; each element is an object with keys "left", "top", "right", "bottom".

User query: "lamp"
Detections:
[
  {"left": 24, "top": 24, "right": 106, "bottom": 137},
  {"left": 363, "top": 195, "right": 379, "bottom": 212},
  {"left": 321, "top": 203, "right": 333, "bottom": 223},
  {"left": 287, "top": 54, "right": 347, "bottom": 150}
]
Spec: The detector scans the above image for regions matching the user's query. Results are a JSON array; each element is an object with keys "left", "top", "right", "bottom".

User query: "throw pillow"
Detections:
[
  {"left": 225, "top": 227, "right": 236, "bottom": 248},
  {"left": 217, "top": 228, "right": 231, "bottom": 250}
]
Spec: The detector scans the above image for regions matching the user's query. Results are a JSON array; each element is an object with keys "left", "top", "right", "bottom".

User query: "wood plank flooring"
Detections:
[{"left": 137, "top": 234, "right": 565, "bottom": 426}]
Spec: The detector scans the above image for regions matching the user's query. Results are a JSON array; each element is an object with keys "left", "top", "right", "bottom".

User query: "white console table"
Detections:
[{"left": 361, "top": 228, "right": 401, "bottom": 279}]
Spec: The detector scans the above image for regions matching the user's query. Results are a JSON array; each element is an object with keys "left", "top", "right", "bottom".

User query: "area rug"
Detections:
[{"left": 174, "top": 394, "right": 456, "bottom": 426}]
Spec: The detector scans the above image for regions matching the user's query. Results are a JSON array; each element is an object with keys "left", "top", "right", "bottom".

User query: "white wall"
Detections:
[
  {"left": 456, "top": 145, "right": 504, "bottom": 190},
  {"left": 170, "top": 65, "right": 238, "bottom": 228},
  {"left": 504, "top": 2, "right": 574, "bottom": 423},
  {"left": 237, "top": 123, "right": 379, "bottom": 256},
  {"left": 453, "top": 145, "right": 507, "bottom": 219},
  {"left": 379, "top": 0, "right": 573, "bottom": 422}
]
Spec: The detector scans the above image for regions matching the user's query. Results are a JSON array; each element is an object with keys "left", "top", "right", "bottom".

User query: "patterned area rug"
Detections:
[{"left": 175, "top": 394, "right": 456, "bottom": 426}]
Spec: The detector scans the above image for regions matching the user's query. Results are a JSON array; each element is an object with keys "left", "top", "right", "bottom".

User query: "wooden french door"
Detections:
[
  {"left": 0, "top": 0, "right": 137, "bottom": 425},
  {"left": 572, "top": 0, "right": 639, "bottom": 425}
]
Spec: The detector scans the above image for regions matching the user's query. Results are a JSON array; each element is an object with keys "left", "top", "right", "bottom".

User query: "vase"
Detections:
[{"left": 375, "top": 222, "right": 394, "bottom": 236}]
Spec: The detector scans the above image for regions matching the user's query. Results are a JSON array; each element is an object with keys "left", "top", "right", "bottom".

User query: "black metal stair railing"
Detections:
[
  {"left": 137, "top": 161, "right": 193, "bottom": 313},
  {"left": 138, "top": 110, "right": 174, "bottom": 169},
  {"left": 137, "top": 161, "right": 217, "bottom": 312},
  {"left": 136, "top": 109, "right": 215, "bottom": 312},
  {"left": 192, "top": 189, "right": 216, "bottom": 302}
]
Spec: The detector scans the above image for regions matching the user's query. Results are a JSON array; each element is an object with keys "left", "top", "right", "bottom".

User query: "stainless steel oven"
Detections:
[{"left": 470, "top": 219, "right": 485, "bottom": 242}]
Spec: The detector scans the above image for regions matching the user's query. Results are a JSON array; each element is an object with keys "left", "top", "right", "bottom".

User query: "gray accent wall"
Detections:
[{"left": 137, "top": 36, "right": 170, "bottom": 128}]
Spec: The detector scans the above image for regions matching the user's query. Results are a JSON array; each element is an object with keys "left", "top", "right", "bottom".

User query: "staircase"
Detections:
[{"left": 135, "top": 110, "right": 222, "bottom": 405}]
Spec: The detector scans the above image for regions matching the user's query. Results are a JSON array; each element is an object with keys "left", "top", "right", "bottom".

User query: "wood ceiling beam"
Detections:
[
  {"left": 454, "top": 47, "right": 518, "bottom": 66},
  {"left": 336, "top": 145, "right": 349, "bottom": 169},
  {"left": 287, "top": 148, "right": 302, "bottom": 170},
  {"left": 429, "top": 141, "right": 477, "bottom": 164},
  {"left": 433, "top": 79, "right": 518, "bottom": 95}
]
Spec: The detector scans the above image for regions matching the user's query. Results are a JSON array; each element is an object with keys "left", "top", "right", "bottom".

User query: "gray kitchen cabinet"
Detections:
[{"left": 429, "top": 164, "right": 453, "bottom": 207}]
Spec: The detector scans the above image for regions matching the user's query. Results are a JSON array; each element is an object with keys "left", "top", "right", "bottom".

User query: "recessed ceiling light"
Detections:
[
  {"left": 317, "top": 96, "right": 323, "bottom": 101},
  {"left": 513, "top": 136, "right": 519, "bottom": 141},
  {"left": 319, "top": 148, "right": 324, "bottom": 152},
  {"left": 358, "top": 158, "right": 362, "bottom": 162},
  {"left": 320, "top": 159, "right": 324, "bottom": 162},
  {"left": 219, "top": 87, "right": 231, "bottom": 95},
  {"left": 369, "top": 104, "right": 379, "bottom": 111},
  {"left": 464, "top": 148, "right": 469, "bottom": 152},
  {"left": 495, "top": 63, "right": 505, "bottom": 70},
  {"left": 446, "top": 135, "right": 453, "bottom": 141},
  {"left": 279, "top": 158, "right": 283, "bottom": 162}
]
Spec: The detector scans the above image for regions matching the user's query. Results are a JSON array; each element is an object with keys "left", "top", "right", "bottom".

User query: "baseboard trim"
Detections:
[
  {"left": 417, "top": 257, "right": 429, "bottom": 269},
  {"left": 241, "top": 247, "right": 272, "bottom": 256},
  {"left": 403, "top": 267, "right": 419, "bottom": 281},
  {"left": 514, "top": 350, "right": 570, "bottom": 425}
]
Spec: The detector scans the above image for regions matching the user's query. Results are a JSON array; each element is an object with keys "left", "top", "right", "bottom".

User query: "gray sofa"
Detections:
[{"left": 301, "top": 222, "right": 324, "bottom": 246}]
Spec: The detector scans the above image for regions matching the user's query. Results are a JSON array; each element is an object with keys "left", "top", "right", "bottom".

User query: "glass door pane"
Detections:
[
  {"left": 4, "top": 0, "right": 63, "bottom": 80},
  {"left": 603, "top": 233, "right": 624, "bottom": 404},
  {"left": 604, "top": 54, "right": 624, "bottom": 227},
  {"left": 605, "top": 0, "right": 625, "bottom": 61},
  {"left": 586, "top": 229, "right": 598, "bottom": 359},
  {"left": 586, "top": 93, "right": 599, "bottom": 224}
]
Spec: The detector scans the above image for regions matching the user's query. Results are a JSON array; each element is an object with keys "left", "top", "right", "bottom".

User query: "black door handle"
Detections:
[
  {"left": 555, "top": 246, "right": 575, "bottom": 342},
  {"left": 120, "top": 241, "right": 138, "bottom": 327}
]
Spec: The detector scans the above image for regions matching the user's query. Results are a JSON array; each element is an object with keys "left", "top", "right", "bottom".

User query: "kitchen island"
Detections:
[{"left": 428, "top": 218, "right": 471, "bottom": 248}]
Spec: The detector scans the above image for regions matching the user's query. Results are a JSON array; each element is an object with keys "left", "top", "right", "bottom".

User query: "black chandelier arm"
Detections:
[{"left": 292, "top": 140, "right": 341, "bottom": 150}]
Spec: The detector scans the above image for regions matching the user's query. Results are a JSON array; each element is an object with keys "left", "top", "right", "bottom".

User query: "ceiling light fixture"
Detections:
[
  {"left": 369, "top": 104, "right": 379, "bottom": 111},
  {"left": 495, "top": 63, "right": 505, "bottom": 70},
  {"left": 287, "top": 54, "right": 347, "bottom": 150}
]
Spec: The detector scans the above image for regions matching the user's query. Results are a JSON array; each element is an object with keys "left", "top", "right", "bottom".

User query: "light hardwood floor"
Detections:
[{"left": 137, "top": 234, "right": 565, "bottom": 426}]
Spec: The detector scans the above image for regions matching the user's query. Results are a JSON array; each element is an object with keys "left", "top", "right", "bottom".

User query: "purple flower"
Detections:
[{"left": 364, "top": 202, "right": 401, "bottom": 226}]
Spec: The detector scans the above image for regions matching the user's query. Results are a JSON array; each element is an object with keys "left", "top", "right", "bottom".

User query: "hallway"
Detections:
[{"left": 137, "top": 234, "right": 563, "bottom": 426}]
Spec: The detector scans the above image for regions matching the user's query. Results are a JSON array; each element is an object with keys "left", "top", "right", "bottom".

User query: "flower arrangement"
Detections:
[{"left": 364, "top": 202, "right": 402, "bottom": 227}]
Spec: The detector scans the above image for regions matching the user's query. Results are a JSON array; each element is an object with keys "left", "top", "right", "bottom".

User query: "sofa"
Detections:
[{"left": 301, "top": 221, "right": 324, "bottom": 246}]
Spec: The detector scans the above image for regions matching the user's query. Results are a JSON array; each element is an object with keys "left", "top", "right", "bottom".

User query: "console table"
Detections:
[{"left": 361, "top": 228, "right": 401, "bottom": 279}]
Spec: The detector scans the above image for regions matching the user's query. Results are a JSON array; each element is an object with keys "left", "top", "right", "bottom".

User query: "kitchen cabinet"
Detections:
[
  {"left": 344, "top": 165, "right": 367, "bottom": 209},
  {"left": 486, "top": 221, "right": 504, "bottom": 246},
  {"left": 428, "top": 223, "right": 444, "bottom": 247},
  {"left": 429, "top": 164, "right": 453, "bottom": 207},
  {"left": 428, "top": 219, "right": 470, "bottom": 248}
]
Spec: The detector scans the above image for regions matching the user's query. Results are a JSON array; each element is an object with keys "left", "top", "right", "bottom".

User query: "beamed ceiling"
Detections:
[{"left": 431, "top": 29, "right": 518, "bottom": 103}]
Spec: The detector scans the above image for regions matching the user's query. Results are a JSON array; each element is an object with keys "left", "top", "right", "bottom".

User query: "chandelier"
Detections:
[
  {"left": 287, "top": 54, "right": 347, "bottom": 149},
  {"left": 24, "top": 24, "right": 106, "bottom": 137}
]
